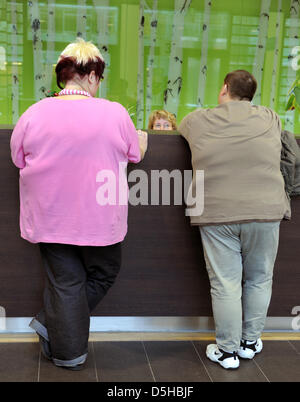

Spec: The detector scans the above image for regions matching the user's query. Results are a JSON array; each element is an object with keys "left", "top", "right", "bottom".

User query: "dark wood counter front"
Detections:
[{"left": 0, "top": 130, "right": 299, "bottom": 317}]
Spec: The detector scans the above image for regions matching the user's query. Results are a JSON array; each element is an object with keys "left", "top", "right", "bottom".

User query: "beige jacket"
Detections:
[{"left": 179, "top": 101, "right": 291, "bottom": 226}]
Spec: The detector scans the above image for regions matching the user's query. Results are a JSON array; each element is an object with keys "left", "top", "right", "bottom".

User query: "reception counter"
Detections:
[{"left": 0, "top": 130, "right": 299, "bottom": 322}]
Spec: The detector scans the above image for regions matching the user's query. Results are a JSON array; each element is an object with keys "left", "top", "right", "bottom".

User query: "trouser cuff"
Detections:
[
  {"left": 29, "top": 317, "right": 49, "bottom": 342},
  {"left": 53, "top": 353, "right": 87, "bottom": 367}
]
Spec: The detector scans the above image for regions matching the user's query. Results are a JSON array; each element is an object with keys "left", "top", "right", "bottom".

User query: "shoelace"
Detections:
[
  {"left": 217, "top": 349, "right": 238, "bottom": 361},
  {"left": 241, "top": 340, "right": 257, "bottom": 351}
]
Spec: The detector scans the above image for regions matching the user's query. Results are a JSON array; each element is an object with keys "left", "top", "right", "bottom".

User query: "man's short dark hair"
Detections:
[{"left": 224, "top": 70, "right": 257, "bottom": 101}]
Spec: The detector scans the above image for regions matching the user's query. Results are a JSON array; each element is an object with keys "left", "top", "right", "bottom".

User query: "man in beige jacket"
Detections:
[{"left": 179, "top": 70, "right": 290, "bottom": 370}]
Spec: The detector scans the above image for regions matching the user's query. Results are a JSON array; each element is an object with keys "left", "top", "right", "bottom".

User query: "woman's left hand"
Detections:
[{"left": 137, "top": 130, "right": 148, "bottom": 160}]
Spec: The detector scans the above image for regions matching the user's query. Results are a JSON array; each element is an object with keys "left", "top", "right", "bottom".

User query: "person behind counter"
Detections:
[
  {"left": 179, "top": 70, "right": 290, "bottom": 370},
  {"left": 10, "top": 38, "right": 148, "bottom": 370},
  {"left": 148, "top": 110, "right": 177, "bottom": 131}
]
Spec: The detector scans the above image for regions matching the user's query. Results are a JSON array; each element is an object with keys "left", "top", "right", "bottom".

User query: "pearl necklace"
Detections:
[{"left": 58, "top": 89, "right": 92, "bottom": 97}]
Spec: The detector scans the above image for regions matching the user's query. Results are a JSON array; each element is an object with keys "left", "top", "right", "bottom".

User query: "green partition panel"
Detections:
[{"left": 0, "top": 0, "right": 299, "bottom": 133}]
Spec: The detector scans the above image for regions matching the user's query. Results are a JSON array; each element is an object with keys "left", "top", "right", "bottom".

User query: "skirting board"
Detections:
[{"left": 0, "top": 316, "right": 299, "bottom": 334}]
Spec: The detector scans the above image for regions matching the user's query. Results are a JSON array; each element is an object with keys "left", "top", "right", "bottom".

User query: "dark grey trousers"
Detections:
[{"left": 30, "top": 242, "right": 122, "bottom": 367}]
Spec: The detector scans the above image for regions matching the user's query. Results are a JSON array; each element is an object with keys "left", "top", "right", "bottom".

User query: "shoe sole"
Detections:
[
  {"left": 238, "top": 350, "right": 262, "bottom": 359},
  {"left": 220, "top": 363, "right": 239, "bottom": 370},
  {"left": 55, "top": 364, "right": 84, "bottom": 371}
]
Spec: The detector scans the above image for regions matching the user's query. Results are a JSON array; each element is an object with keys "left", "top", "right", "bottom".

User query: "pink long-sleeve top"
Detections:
[{"left": 10, "top": 97, "right": 141, "bottom": 246}]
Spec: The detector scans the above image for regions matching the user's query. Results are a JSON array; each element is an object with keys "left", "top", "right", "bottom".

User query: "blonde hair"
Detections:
[
  {"left": 58, "top": 37, "right": 104, "bottom": 64},
  {"left": 55, "top": 38, "right": 105, "bottom": 89},
  {"left": 148, "top": 110, "right": 177, "bottom": 130}
]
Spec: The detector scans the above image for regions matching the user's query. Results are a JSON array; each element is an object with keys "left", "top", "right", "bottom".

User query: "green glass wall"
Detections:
[{"left": 0, "top": 0, "right": 299, "bottom": 133}]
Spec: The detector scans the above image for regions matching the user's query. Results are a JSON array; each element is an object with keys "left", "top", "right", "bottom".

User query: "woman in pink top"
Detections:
[{"left": 10, "top": 38, "right": 148, "bottom": 370}]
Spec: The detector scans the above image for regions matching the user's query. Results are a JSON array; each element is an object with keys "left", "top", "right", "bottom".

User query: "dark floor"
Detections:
[{"left": 0, "top": 340, "right": 299, "bottom": 382}]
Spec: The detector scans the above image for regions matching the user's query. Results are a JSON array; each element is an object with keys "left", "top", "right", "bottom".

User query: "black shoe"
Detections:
[{"left": 39, "top": 335, "right": 52, "bottom": 360}]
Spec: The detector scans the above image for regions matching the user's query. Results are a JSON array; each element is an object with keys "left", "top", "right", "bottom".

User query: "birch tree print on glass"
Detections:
[
  {"left": 136, "top": 0, "right": 145, "bottom": 129},
  {"left": 92, "top": 0, "right": 110, "bottom": 99},
  {"left": 145, "top": 0, "right": 158, "bottom": 125},
  {"left": 285, "top": 0, "right": 300, "bottom": 132},
  {"left": 197, "top": 0, "right": 212, "bottom": 108},
  {"left": 252, "top": 0, "right": 271, "bottom": 105},
  {"left": 77, "top": 0, "right": 87, "bottom": 39},
  {"left": 164, "top": 0, "right": 191, "bottom": 117},
  {"left": 28, "top": 0, "right": 46, "bottom": 100},
  {"left": 45, "top": 0, "right": 56, "bottom": 93},
  {"left": 11, "top": 0, "right": 19, "bottom": 123},
  {"left": 269, "top": 0, "right": 282, "bottom": 110}
]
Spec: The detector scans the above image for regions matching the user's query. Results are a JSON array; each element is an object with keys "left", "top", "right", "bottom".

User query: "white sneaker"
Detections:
[
  {"left": 238, "top": 338, "right": 263, "bottom": 359},
  {"left": 206, "top": 344, "right": 240, "bottom": 369}
]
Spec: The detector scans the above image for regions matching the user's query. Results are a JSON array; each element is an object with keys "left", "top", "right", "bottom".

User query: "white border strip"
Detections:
[{"left": 0, "top": 316, "right": 297, "bottom": 334}]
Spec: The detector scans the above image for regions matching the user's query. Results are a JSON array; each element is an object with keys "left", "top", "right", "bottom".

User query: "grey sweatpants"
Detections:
[{"left": 199, "top": 221, "right": 280, "bottom": 353}]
